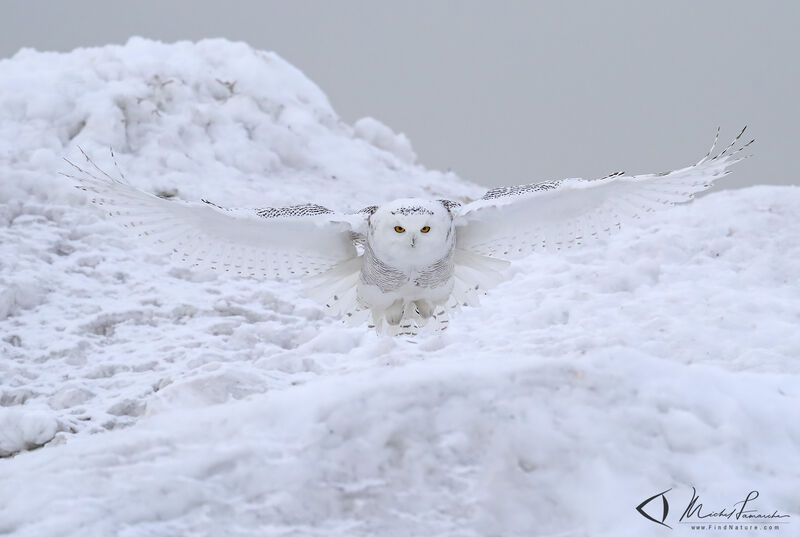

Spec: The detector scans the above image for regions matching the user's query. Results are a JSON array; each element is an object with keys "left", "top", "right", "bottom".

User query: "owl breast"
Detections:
[
  {"left": 359, "top": 241, "right": 455, "bottom": 293},
  {"left": 357, "top": 240, "right": 455, "bottom": 313}
]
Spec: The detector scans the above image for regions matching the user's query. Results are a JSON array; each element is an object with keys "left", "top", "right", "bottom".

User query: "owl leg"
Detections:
[
  {"left": 431, "top": 305, "right": 450, "bottom": 331},
  {"left": 395, "top": 302, "right": 421, "bottom": 336}
]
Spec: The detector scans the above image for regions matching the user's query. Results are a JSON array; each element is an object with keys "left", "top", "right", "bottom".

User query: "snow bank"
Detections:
[
  {"left": 0, "top": 408, "right": 58, "bottom": 457},
  {"left": 0, "top": 37, "right": 478, "bottom": 209},
  {"left": 0, "top": 39, "right": 798, "bottom": 536},
  {"left": 354, "top": 116, "right": 417, "bottom": 164},
  {"left": 0, "top": 279, "right": 46, "bottom": 321}
]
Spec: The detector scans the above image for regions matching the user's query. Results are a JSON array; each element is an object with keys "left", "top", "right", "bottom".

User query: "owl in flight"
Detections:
[{"left": 66, "top": 128, "right": 752, "bottom": 335}]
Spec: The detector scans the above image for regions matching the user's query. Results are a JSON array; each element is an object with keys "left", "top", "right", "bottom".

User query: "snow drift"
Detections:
[{"left": 0, "top": 38, "right": 798, "bottom": 536}]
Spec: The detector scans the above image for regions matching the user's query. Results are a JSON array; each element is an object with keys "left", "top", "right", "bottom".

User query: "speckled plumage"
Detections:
[
  {"left": 359, "top": 234, "right": 455, "bottom": 293},
  {"left": 481, "top": 180, "right": 561, "bottom": 200},
  {"left": 256, "top": 203, "right": 334, "bottom": 219}
]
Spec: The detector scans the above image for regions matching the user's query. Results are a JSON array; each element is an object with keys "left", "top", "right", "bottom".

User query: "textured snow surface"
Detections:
[{"left": 1, "top": 39, "right": 799, "bottom": 537}]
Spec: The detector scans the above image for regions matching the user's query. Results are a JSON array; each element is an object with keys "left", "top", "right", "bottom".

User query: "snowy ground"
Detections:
[{"left": 1, "top": 39, "right": 798, "bottom": 537}]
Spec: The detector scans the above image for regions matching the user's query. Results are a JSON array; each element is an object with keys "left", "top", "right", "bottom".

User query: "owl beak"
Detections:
[{"left": 410, "top": 235, "right": 416, "bottom": 248}]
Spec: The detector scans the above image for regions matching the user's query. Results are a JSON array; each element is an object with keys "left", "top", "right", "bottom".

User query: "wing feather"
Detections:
[
  {"left": 63, "top": 156, "right": 359, "bottom": 279},
  {"left": 455, "top": 128, "right": 753, "bottom": 259}
]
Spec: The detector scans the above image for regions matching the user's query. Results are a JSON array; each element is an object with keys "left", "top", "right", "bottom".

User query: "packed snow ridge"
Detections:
[{"left": 0, "top": 38, "right": 798, "bottom": 536}]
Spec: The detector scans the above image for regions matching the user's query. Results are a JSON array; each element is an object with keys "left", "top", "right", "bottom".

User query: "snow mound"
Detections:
[
  {"left": 0, "top": 408, "right": 58, "bottom": 457},
  {"left": 353, "top": 116, "right": 417, "bottom": 164},
  {"left": 0, "top": 39, "right": 798, "bottom": 536},
  {"left": 0, "top": 279, "right": 46, "bottom": 321},
  {"left": 0, "top": 37, "right": 478, "bottom": 209}
]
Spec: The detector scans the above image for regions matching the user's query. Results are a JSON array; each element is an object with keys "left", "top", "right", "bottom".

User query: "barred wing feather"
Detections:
[
  {"left": 64, "top": 158, "right": 358, "bottom": 279},
  {"left": 454, "top": 128, "right": 753, "bottom": 259}
]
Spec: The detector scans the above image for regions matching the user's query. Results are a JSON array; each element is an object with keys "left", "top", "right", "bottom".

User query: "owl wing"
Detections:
[
  {"left": 63, "top": 154, "right": 361, "bottom": 279},
  {"left": 453, "top": 127, "right": 753, "bottom": 259}
]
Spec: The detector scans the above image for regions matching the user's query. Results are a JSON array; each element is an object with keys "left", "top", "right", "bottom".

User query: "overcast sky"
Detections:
[{"left": 1, "top": 1, "right": 797, "bottom": 190}]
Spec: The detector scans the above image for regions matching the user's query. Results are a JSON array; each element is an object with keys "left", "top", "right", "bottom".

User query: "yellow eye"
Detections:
[
  {"left": 420, "top": 226, "right": 431, "bottom": 233},
  {"left": 394, "top": 226, "right": 405, "bottom": 233}
]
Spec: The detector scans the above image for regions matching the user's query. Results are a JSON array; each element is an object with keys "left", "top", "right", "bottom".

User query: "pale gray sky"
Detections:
[{"left": 1, "top": 1, "right": 797, "bottom": 190}]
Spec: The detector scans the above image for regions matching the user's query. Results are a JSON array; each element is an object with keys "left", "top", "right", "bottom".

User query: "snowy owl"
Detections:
[{"left": 65, "top": 128, "right": 752, "bottom": 335}]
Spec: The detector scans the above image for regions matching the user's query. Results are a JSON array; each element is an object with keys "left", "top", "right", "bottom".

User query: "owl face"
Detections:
[{"left": 368, "top": 199, "right": 454, "bottom": 268}]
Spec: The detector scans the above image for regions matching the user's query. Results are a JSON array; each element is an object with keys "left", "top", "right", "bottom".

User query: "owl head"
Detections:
[{"left": 367, "top": 199, "right": 455, "bottom": 268}]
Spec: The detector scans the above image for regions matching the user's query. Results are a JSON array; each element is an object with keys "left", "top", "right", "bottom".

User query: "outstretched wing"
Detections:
[
  {"left": 63, "top": 154, "right": 359, "bottom": 279},
  {"left": 454, "top": 127, "right": 754, "bottom": 259}
]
